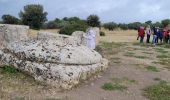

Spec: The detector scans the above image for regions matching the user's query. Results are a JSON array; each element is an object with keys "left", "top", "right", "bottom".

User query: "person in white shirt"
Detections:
[
  {"left": 145, "top": 25, "right": 152, "bottom": 43},
  {"left": 84, "top": 29, "right": 96, "bottom": 49}
]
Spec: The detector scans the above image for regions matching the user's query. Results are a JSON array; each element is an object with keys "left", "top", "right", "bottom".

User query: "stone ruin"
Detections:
[{"left": 0, "top": 24, "right": 108, "bottom": 89}]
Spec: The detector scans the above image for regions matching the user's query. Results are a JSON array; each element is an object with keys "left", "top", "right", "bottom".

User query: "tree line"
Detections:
[{"left": 1, "top": 4, "right": 170, "bottom": 35}]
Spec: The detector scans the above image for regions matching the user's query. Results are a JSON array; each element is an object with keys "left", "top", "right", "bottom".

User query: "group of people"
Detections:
[{"left": 137, "top": 25, "right": 170, "bottom": 45}]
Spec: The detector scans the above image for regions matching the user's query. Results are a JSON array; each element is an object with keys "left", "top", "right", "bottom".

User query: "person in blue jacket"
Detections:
[{"left": 156, "top": 28, "right": 163, "bottom": 44}]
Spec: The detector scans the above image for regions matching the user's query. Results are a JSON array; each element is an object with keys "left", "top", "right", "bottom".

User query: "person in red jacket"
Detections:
[
  {"left": 163, "top": 26, "right": 169, "bottom": 43},
  {"left": 138, "top": 26, "right": 145, "bottom": 43}
]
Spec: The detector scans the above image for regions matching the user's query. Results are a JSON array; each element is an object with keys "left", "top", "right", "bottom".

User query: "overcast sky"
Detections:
[{"left": 0, "top": 0, "right": 170, "bottom": 23}]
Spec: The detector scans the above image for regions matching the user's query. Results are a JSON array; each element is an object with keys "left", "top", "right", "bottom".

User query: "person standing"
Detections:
[
  {"left": 163, "top": 26, "right": 169, "bottom": 43},
  {"left": 156, "top": 28, "right": 163, "bottom": 44},
  {"left": 152, "top": 27, "right": 157, "bottom": 45},
  {"left": 138, "top": 26, "right": 145, "bottom": 43},
  {"left": 145, "top": 25, "right": 152, "bottom": 43},
  {"left": 84, "top": 28, "right": 96, "bottom": 49}
]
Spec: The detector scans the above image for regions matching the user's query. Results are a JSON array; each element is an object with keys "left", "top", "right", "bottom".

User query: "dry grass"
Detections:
[
  {"left": 99, "top": 28, "right": 138, "bottom": 43},
  {"left": 28, "top": 29, "right": 59, "bottom": 38}
]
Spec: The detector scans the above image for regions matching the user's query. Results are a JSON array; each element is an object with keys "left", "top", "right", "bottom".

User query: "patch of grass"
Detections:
[
  {"left": 157, "top": 55, "right": 169, "bottom": 59},
  {"left": 134, "top": 56, "right": 149, "bottom": 59},
  {"left": 110, "top": 57, "right": 121, "bottom": 64},
  {"left": 164, "top": 44, "right": 170, "bottom": 49},
  {"left": 144, "top": 81, "right": 170, "bottom": 100},
  {"left": 153, "top": 59, "right": 170, "bottom": 69},
  {"left": 155, "top": 48, "right": 168, "bottom": 54},
  {"left": 102, "top": 82, "right": 127, "bottom": 91},
  {"left": 133, "top": 43, "right": 154, "bottom": 47},
  {"left": 100, "top": 42, "right": 125, "bottom": 49},
  {"left": 146, "top": 66, "right": 159, "bottom": 72},
  {"left": 124, "top": 52, "right": 135, "bottom": 57},
  {"left": 153, "top": 78, "right": 161, "bottom": 81},
  {"left": 142, "top": 52, "right": 154, "bottom": 55},
  {"left": 95, "top": 46, "right": 103, "bottom": 54},
  {"left": 0, "top": 65, "right": 18, "bottom": 74},
  {"left": 112, "top": 77, "right": 138, "bottom": 85}
]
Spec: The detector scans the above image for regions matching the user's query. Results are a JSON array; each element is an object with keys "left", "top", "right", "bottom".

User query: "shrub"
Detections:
[
  {"left": 103, "top": 22, "right": 117, "bottom": 31},
  {"left": 100, "top": 31, "right": 106, "bottom": 36},
  {"left": 59, "top": 22, "right": 88, "bottom": 35},
  {"left": 2, "top": 14, "right": 20, "bottom": 24}
]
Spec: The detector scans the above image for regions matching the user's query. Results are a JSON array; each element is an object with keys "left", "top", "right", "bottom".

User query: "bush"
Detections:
[
  {"left": 100, "top": 31, "right": 106, "bottom": 36},
  {"left": 43, "top": 21, "right": 57, "bottom": 29},
  {"left": 59, "top": 22, "right": 88, "bottom": 35},
  {"left": 2, "top": 14, "right": 20, "bottom": 24},
  {"left": 103, "top": 22, "right": 117, "bottom": 31}
]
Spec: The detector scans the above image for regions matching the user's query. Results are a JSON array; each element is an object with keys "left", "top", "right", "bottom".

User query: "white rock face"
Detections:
[
  {"left": 0, "top": 24, "right": 108, "bottom": 89},
  {"left": 0, "top": 24, "right": 29, "bottom": 48}
]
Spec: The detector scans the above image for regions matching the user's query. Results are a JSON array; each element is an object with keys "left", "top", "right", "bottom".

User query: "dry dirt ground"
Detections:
[{"left": 1, "top": 29, "right": 170, "bottom": 100}]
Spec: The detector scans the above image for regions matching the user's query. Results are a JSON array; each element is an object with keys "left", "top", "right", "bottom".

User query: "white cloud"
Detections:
[{"left": 0, "top": 0, "right": 170, "bottom": 23}]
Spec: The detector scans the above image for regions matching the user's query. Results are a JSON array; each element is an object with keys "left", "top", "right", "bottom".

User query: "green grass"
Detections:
[
  {"left": 102, "top": 82, "right": 127, "bottom": 91},
  {"left": 153, "top": 59, "right": 170, "bottom": 69},
  {"left": 124, "top": 53, "right": 149, "bottom": 59},
  {"left": 153, "top": 78, "right": 161, "bottom": 81},
  {"left": 146, "top": 66, "right": 159, "bottom": 72},
  {"left": 144, "top": 81, "right": 170, "bottom": 100},
  {"left": 155, "top": 48, "right": 168, "bottom": 54},
  {"left": 142, "top": 52, "right": 154, "bottom": 55},
  {"left": 112, "top": 77, "right": 138, "bottom": 85},
  {"left": 0, "top": 65, "right": 19, "bottom": 74},
  {"left": 157, "top": 55, "right": 169, "bottom": 59},
  {"left": 102, "top": 77, "right": 137, "bottom": 91}
]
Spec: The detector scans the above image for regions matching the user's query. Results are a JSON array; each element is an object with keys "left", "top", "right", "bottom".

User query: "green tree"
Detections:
[
  {"left": 119, "top": 23, "right": 128, "bottom": 30},
  {"left": 153, "top": 22, "right": 163, "bottom": 28},
  {"left": 19, "top": 4, "right": 47, "bottom": 29},
  {"left": 2, "top": 14, "right": 20, "bottom": 24},
  {"left": 103, "top": 22, "right": 117, "bottom": 31},
  {"left": 161, "top": 19, "right": 170, "bottom": 27},
  {"left": 87, "top": 15, "right": 100, "bottom": 27}
]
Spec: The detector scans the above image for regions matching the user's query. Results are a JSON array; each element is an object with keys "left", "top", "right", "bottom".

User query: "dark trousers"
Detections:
[
  {"left": 140, "top": 37, "right": 144, "bottom": 43},
  {"left": 146, "top": 34, "right": 150, "bottom": 43}
]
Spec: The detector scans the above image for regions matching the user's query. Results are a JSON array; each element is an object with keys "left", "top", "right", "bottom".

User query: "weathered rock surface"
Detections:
[
  {"left": 0, "top": 24, "right": 108, "bottom": 89},
  {"left": 0, "top": 24, "right": 29, "bottom": 49}
]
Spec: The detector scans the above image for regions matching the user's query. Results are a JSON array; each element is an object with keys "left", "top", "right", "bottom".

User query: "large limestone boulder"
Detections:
[
  {"left": 0, "top": 24, "right": 29, "bottom": 48},
  {"left": 72, "top": 31, "right": 86, "bottom": 46},
  {"left": 0, "top": 24, "right": 108, "bottom": 89}
]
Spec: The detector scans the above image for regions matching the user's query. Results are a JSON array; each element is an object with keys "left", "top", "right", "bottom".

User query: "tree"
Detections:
[
  {"left": 153, "top": 22, "right": 163, "bottom": 28},
  {"left": 119, "top": 23, "right": 128, "bottom": 30},
  {"left": 103, "top": 22, "right": 117, "bottom": 31},
  {"left": 87, "top": 15, "right": 100, "bottom": 27},
  {"left": 128, "top": 22, "right": 142, "bottom": 30},
  {"left": 1, "top": 14, "right": 20, "bottom": 24},
  {"left": 145, "top": 20, "right": 152, "bottom": 25},
  {"left": 19, "top": 4, "right": 47, "bottom": 29},
  {"left": 161, "top": 19, "right": 170, "bottom": 27}
]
